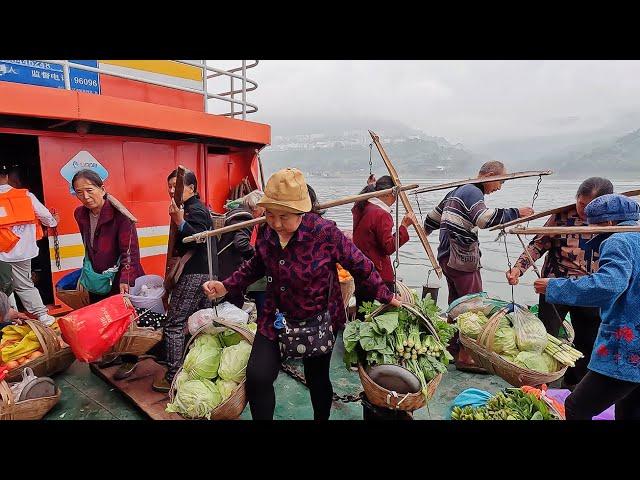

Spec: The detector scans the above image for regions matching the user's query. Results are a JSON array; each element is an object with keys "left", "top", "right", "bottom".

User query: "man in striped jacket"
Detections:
[{"left": 424, "top": 161, "right": 533, "bottom": 371}]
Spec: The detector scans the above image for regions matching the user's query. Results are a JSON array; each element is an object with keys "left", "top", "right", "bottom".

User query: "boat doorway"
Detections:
[{"left": 0, "top": 132, "right": 55, "bottom": 308}]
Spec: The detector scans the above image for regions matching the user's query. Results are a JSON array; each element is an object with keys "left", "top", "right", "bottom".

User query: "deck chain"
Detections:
[{"left": 280, "top": 363, "right": 363, "bottom": 404}]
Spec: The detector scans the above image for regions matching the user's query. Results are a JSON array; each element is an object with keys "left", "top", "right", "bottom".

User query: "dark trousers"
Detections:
[
  {"left": 354, "top": 281, "right": 396, "bottom": 321},
  {"left": 246, "top": 290, "right": 266, "bottom": 318},
  {"left": 163, "top": 273, "right": 210, "bottom": 382},
  {"left": 246, "top": 332, "right": 334, "bottom": 420},
  {"left": 439, "top": 258, "right": 483, "bottom": 305},
  {"left": 539, "top": 294, "right": 601, "bottom": 386},
  {"left": 566, "top": 370, "right": 640, "bottom": 420}
]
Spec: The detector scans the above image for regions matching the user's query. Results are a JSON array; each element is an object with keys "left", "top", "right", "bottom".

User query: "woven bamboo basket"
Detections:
[
  {"left": 169, "top": 316, "right": 255, "bottom": 420},
  {"left": 358, "top": 302, "right": 444, "bottom": 411},
  {"left": 459, "top": 307, "right": 574, "bottom": 387},
  {"left": 56, "top": 282, "right": 91, "bottom": 311},
  {"left": 0, "top": 378, "right": 60, "bottom": 420},
  {"left": 4, "top": 319, "right": 75, "bottom": 383},
  {"left": 108, "top": 319, "right": 163, "bottom": 357},
  {"left": 394, "top": 280, "right": 416, "bottom": 304}
]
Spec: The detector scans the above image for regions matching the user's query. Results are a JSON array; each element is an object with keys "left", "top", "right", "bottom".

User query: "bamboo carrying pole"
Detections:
[
  {"left": 106, "top": 194, "right": 138, "bottom": 223},
  {"left": 369, "top": 130, "right": 442, "bottom": 279},
  {"left": 413, "top": 170, "right": 553, "bottom": 195},
  {"left": 182, "top": 183, "right": 420, "bottom": 243},
  {"left": 165, "top": 165, "right": 186, "bottom": 267},
  {"left": 491, "top": 189, "right": 640, "bottom": 231},
  {"left": 507, "top": 225, "right": 640, "bottom": 235}
]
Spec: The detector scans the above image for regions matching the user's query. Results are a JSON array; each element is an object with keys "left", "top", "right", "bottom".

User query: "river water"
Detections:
[{"left": 307, "top": 175, "right": 639, "bottom": 309}]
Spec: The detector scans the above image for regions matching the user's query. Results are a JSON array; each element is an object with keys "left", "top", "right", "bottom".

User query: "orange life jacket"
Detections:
[{"left": 0, "top": 188, "right": 44, "bottom": 253}]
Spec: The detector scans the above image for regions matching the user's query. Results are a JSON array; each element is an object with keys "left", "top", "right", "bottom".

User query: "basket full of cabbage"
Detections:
[
  {"left": 456, "top": 303, "right": 583, "bottom": 388},
  {"left": 166, "top": 316, "right": 257, "bottom": 420}
]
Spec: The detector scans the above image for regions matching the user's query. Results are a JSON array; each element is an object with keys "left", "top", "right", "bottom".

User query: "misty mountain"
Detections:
[
  {"left": 541, "top": 128, "right": 640, "bottom": 175},
  {"left": 261, "top": 118, "right": 485, "bottom": 177}
]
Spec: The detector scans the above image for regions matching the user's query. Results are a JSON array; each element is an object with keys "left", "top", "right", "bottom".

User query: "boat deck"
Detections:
[{"left": 43, "top": 332, "right": 511, "bottom": 420}]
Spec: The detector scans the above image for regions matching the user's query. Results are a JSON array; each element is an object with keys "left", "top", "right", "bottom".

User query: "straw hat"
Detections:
[{"left": 257, "top": 168, "right": 311, "bottom": 214}]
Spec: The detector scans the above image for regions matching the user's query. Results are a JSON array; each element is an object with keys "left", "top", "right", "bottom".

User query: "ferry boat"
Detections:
[{"left": 0, "top": 60, "right": 509, "bottom": 420}]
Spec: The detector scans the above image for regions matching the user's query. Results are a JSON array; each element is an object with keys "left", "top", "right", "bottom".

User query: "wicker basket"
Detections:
[
  {"left": 357, "top": 302, "right": 445, "bottom": 411},
  {"left": 0, "top": 378, "right": 60, "bottom": 420},
  {"left": 459, "top": 307, "right": 574, "bottom": 387},
  {"left": 107, "top": 320, "right": 163, "bottom": 357},
  {"left": 394, "top": 281, "right": 416, "bottom": 304},
  {"left": 358, "top": 364, "right": 442, "bottom": 411},
  {"left": 56, "top": 282, "right": 91, "bottom": 311},
  {"left": 339, "top": 277, "right": 355, "bottom": 310},
  {"left": 4, "top": 319, "right": 75, "bottom": 383},
  {"left": 169, "top": 316, "right": 255, "bottom": 420}
]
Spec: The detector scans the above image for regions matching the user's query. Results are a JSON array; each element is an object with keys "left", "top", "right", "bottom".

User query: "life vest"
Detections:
[{"left": 0, "top": 188, "right": 43, "bottom": 253}]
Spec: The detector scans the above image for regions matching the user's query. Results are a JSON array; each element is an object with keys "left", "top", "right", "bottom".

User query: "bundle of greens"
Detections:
[
  {"left": 343, "top": 294, "right": 456, "bottom": 399},
  {"left": 450, "top": 388, "right": 559, "bottom": 420}
]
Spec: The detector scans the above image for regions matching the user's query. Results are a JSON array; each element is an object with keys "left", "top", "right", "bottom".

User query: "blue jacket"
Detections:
[{"left": 546, "top": 221, "right": 640, "bottom": 383}]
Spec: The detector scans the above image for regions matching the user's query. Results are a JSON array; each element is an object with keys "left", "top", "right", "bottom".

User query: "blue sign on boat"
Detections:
[{"left": 0, "top": 60, "right": 100, "bottom": 94}]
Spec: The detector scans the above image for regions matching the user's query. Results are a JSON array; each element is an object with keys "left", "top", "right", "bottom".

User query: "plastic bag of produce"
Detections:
[
  {"left": 447, "top": 292, "right": 488, "bottom": 319},
  {"left": 511, "top": 305, "right": 548, "bottom": 353},
  {"left": 57, "top": 294, "right": 134, "bottom": 362}
]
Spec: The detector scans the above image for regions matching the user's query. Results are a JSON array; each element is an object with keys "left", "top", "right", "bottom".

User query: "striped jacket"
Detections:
[{"left": 424, "top": 184, "right": 520, "bottom": 260}]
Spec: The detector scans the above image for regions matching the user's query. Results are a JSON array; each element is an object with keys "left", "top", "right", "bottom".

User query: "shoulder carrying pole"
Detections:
[{"left": 369, "top": 130, "right": 442, "bottom": 279}]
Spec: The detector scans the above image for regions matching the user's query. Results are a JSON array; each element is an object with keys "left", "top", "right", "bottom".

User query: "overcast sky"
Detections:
[{"left": 209, "top": 60, "right": 640, "bottom": 148}]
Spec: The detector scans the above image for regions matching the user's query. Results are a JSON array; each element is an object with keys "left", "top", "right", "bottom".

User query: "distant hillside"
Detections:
[
  {"left": 260, "top": 127, "right": 485, "bottom": 177},
  {"left": 539, "top": 128, "right": 640, "bottom": 176}
]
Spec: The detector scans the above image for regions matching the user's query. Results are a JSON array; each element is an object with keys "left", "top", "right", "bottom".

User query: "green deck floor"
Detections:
[{"left": 44, "top": 332, "right": 511, "bottom": 420}]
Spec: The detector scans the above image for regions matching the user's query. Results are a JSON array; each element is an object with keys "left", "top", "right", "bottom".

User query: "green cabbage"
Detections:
[
  {"left": 175, "top": 371, "right": 190, "bottom": 390},
  {"left": 215, "top": 378, "right": 238, "bottom": 402},
  {"left": 456, "top": 311, "right": 490, "bottom": 339},
  {"left": 218, "top": 340, "right": 252, "bottom": 383},
  {"left": 513, "top": 351, "right": 554, "bottom": 373},
  {"left": 220, "top": 324, "right": 256, "bottom": 347},
  {"left": 492, "top": 326, "right": 518, "bottom": 356},
  {"left": 166, "top": 379, "right": 222, "bottom": 419},
  {"left": 193, "top": 333, "right": 223, "bottom": 351},
  {"left": 183, "top": 342, "right": 222, "bottom": 380},
  {"left": 541, "top": 352, "right": 559, "bottom": 372}
]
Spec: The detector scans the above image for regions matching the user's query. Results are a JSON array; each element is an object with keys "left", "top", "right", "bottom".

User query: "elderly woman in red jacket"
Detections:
[
  {"left": 72, "top": 169, "right": 144, "bottom": 304},
  {"left": 352, "top": 175, "right": 416, "bottom": 319}
]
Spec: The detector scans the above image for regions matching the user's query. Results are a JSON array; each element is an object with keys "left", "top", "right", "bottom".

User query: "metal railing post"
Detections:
[
  {"left": 242, "top": 60, "right": 247, "bottom": 120},
  {"left": 62, "top": 60, "right": 71, "bottom": 89},
  {"left": 202, "top": 59, "right": 208, "bottom": 113},
  {"left": 230, "top": 74, "right": 235, "bottom": 118}
]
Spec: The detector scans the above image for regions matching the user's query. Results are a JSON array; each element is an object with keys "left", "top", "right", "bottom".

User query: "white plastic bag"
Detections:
[
  {"left": 187, "top": 302, "right": 249, "bottom": 335},
  {"left": 127, "top": 275, "right": 166, "bottom": 314},
  {"left": 511, "top": 304, "right": 548, "bottom": 353}
]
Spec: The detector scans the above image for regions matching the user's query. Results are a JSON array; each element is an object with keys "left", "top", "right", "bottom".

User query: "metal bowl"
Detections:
[{"left": 366, "top": 364, "right": 421, "bottom": 394}]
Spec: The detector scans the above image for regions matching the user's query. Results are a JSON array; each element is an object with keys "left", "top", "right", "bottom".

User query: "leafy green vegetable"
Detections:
[
  {"left": 343, "top": 321, "right": 361, "bottom": 353},
  {"left": 183, "top": 342, "right": 222, "bottom": 380},
  {"left": 493, "top": 326, "right": 518, "bottom": 355},
  {"left": 218, "top": 340, "right": 252, "bottom": 382},
  {"left": 166, "top": 378, "right": 222, "bottom": 419},
  {"left": 193, "top": 333, "right": 223, "bottom": 351},
  {"left": 215, "top": 378, "right": 238, "bottom": 402},
  {"left": 513, "top": 351, "right": 554, "bottom": 373},
  {"left": 373, "top": 312, "right": 399, "bottom": 335}
]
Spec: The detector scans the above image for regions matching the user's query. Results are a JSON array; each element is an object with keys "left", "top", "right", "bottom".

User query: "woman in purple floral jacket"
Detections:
[{"left": 204, "top": 168, "right": 399, "bottom": 420}]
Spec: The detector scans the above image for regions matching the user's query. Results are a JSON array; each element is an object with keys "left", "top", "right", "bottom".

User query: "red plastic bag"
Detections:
[{"left": 58, "top": 294, "right": 135, "bottom": 362}]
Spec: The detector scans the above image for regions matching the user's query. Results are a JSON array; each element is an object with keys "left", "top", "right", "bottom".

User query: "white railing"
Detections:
[{"left": 40, "top": 60, "right": 259, "bottom": 119}]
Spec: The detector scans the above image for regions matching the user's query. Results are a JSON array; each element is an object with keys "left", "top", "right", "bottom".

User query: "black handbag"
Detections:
[{"left": 275, "top": 274, "right": 335, "bottom": 359}]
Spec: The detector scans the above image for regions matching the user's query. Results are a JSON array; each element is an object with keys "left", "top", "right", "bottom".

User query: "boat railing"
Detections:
[{"left": 40, "top": 60, "right": 259, "bottom": 119}]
